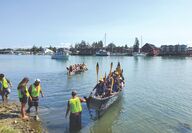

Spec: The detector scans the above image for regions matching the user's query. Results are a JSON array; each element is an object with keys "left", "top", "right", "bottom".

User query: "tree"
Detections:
[
  {"left": 31, "top": 45, "right": 38, "bottom": 54},
  {"left": 75, "top": 40, "right": 89, "bottom": 49},
  {"left": 97, "top": 41, "right": 103, "bottom": 48},
  {"left": 39, "top": 46, "right": 44, "bottom": 52},
  {"left": 107, "top": 43, "right": 116, "bottom": 48},
  {"left": 133, "top": 37, "right": 140, "bottom": 52}
]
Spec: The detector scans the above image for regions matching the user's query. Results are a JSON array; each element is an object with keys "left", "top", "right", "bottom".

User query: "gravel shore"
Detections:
[{"left": 0, "top": 102, "right": 47, "bottom": 133}]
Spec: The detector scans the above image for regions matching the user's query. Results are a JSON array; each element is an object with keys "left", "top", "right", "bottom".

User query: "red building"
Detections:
[{"left": 141, "top": 43, "right": 160, "bottom": 56}]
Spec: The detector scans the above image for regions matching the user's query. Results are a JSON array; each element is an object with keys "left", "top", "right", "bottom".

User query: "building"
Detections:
[
  {"left": 160, "top": 44, "right": 187, "bottom": 56},
  {"left": 187, "top": 47, "right": 192, "bottom": 56},
  {"left": 44, "top": 48, "right": 54, "bottom": 55},
  {"left": 141, "top": 43, "right": 160, "bottom": 56},
  {"left": 0, "top": 49, "right": 14, "bottom": 54}
]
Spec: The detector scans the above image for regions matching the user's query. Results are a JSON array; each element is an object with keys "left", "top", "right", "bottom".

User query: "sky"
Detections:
[{"left": 0, "top": 0, "right": 192, "bottom": 48}]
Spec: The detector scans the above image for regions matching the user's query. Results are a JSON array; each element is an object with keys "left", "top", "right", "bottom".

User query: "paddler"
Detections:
[
  {"left": 17, "top": 77, "right": 32, "bottom": 119},
  {"left": 94, "top": 77, "right": 107, "bottom": 97},
  {"left": 65, "top": 90, "right": 86, "bottom": 132},
  {"left": 26, "top": 79, "right": 44, "bottom": 114},
  {"left": 0, "top": 74, "right": 12, "bottom": 102}
]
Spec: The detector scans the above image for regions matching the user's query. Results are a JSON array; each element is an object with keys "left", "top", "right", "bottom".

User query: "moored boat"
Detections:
[
  {"left": 96, "top": 49, "right": 110, "bottom": 56},
  {"left": 51, "top": 48, "right": 69, "bottom": 60}
]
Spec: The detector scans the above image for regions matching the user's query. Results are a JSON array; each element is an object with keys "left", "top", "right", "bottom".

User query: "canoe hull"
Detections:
[
  {"left": 67, "top": 68, "right": 88, "bottom": 76},
  {"left": 88, "top": 91, "right": 123, "bottom": 111}
]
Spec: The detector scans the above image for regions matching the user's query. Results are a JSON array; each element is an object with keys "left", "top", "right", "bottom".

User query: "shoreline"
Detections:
[{"left": 0, "top": 102, "right": 47, "bottom": 133}]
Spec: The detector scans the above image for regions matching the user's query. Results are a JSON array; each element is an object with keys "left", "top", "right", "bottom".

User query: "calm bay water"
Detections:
[{"left": 1, "top": 55, "right": 192, "bottom": 133}]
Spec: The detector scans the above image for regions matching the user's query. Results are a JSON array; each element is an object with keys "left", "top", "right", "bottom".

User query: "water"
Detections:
[{"left": 1, "top": 55, "right": 192, "bottom": 133}]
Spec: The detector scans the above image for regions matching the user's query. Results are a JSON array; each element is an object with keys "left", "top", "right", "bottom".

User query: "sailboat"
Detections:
[
  {"left": 96, "top": 33, "right": 110, "bottom": 56},
  {"left": 132, "top": 36, "right": 146, "bottom": 57}
]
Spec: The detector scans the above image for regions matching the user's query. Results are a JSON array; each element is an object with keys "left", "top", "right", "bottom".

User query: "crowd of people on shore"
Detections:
[
  {"left": 0, "top": 74, "right": 44, "bottom": 120},
  {"left": 94, "top": 66, "right": 125, "bottom": 98}
]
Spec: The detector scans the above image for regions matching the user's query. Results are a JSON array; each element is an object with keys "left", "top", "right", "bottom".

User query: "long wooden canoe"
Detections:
[{"left": 86, "top": 85, "right": 124, "bottom": 118}]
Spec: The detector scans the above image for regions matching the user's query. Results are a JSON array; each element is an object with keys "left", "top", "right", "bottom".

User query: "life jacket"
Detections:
[
  {"left": 18, "top": 85, "right": 30, "bottom": 98},
  {"left": 2, "top": 78, "right": 8, "bottom": 89},
  {"left": 31, "top": 84, "right": 41, "bottom": 97},
  {"left": 69, "top": 97, "right": 82, "bottom": 113}
]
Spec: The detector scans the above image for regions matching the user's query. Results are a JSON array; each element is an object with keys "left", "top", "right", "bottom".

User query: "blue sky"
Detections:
[{"left": 0, "top": 0, "right": 192, "bottom": 48}]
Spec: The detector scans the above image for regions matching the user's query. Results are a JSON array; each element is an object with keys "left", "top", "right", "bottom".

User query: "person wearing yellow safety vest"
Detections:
[
  {"left": 17, "top": 77, "right": 32, "bottom": 120},
  {"left": 0, "top": 73, "right": 12, "bottom": 102},
  {"left": 26, "top": 79, "right": 44, "bottom": 114},
  {"left": 65, "top": 90, "right": 86, "bottom": 132}
]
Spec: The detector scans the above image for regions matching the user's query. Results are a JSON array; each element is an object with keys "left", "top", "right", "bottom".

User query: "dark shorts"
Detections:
[
  {"left": 2, "top": 88, "right": 10, "bottom": 96},
  {"left": 19, "top": 97, "right": 28, "bottom": 104},
  {"left": 69, "top": 112, "right": 82, "bottom": 132},
  {"left": 28, "top": 97, "right": 39, "bottom": 107}
]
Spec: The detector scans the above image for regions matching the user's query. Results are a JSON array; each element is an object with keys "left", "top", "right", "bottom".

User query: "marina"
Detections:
[
  {"left": 1, "top": 0, "right": 192, "bottom": 133},
  {"left": 0, "top": 55, "right": 192, "bottom": 133}
]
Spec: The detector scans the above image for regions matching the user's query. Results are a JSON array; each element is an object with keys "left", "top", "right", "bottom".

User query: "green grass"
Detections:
[{"left": 0, "top": 125, "right": 20, "bottom": 133}]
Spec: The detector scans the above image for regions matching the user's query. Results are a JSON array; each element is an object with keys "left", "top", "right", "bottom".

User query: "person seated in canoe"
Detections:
[
  {"left": 94, "top": 78, "right": 106, "bottom": 97},
  {"left": 112, "top": 72, "right": 120, "bottom": 93},
  {"left": 104, "top": 85, "right": 113, "bottom": 97},
  {"left": 119, "top": 77, "right": 125, "bottom": 90}
]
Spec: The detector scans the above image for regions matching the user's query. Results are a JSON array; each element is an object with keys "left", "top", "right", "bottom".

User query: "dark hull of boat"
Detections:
[{"left": 87, "top": 90, "right": 123, "bottom": 115}]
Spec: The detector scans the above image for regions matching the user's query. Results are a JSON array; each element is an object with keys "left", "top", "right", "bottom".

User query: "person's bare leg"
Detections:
[
  {"left": 21, "top": 103, "right": 29, "bottom": 119},
  {"left": 35, "top": 106, "right": 38, "bottom": 115}
]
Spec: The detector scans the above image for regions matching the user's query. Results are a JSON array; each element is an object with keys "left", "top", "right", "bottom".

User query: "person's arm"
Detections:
[
  {"left": 93, "top": 84, "right": 98, "bottom": 91},
  {"left": 21, "top": 86, "right": 27, "bottom": 98},
  {"left": 27, "top": 85, "right": 33, "bottom": 101},
  {"left": 40, "top": 89, "right": 44, "bottom": 97},
  {"left": 28, "top": 85, "right": 32, "bottom": 95},
  {"left": 6, "top": 78, "right": 12, "bottom": 88},
  {"left": 65, "top": 101, "right": 70, "bottom": 118},
  {"left": 79, "top": 97, "right": 86, "bottom": 102}
]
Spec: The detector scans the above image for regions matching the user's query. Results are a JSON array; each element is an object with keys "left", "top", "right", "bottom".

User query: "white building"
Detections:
[{"left": 44, "top": 48, "right": 54, "bottom": 55}]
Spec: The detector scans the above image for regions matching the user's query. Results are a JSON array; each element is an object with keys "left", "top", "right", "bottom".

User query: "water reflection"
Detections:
[{"left": 81, "top": 99, "right": 123, "bottom": 133}]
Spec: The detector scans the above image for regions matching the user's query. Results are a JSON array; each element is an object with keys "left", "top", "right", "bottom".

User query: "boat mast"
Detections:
[
  {"left": 104, "top": 33, "right": 106, "bottom": 49},
  {"left": 140, "top": 35, "right": 143, "bottom": 53}
]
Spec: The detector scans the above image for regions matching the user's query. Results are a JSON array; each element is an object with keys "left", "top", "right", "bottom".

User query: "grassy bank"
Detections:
[{"left": 0, "top": 102, "right": 46, "bottom": 133}]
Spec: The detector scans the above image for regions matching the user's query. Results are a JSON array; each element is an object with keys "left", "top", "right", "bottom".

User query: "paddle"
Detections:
[
  {"left": 118, "top": 62, "right": 121, "bottom": 68},
  {"left": 110, "top": 62, "right": 113, "bottom": 75},
  {"left": 84, "top": 62, "right": 99, "bottom": 118},
  {"left": 96, "top": 62, "right": 99, "bottom": 83}
]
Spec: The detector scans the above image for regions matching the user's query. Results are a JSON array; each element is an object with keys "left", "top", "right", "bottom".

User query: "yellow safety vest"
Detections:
[
  {"left": 2, "top": 78, "right": 8, "bottom": 89},
  {"left": 18, "top": 85, "right": 30, "bottom": 98},
  {"left": 69, "top": 97, "right": 82, "bottom": 113},
  {"left": 31, "top": 84, "right": 41, "bottom": 97}
]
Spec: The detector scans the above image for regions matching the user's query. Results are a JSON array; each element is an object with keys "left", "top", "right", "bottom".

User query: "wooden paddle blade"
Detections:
[
  {"left": 96, "top": 63, "right": 99, "bottom": 75},
  {"left": 110, "top": 62, "right": 113, "bottom": 74},
  {"left": 118, "top": 62, "right": 120, "bottom": 67},
  {"left": 96, "top": 62, "right": 99, "bottom": 83}
]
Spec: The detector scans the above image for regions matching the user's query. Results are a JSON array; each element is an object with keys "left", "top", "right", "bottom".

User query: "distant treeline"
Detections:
[
  {"left": 70, "top": 40, "right": 131, "bottom": 55},
  {"left": 0, "top": 40, "right": 132, "bottom": 55},
  {"left": 0, "top": 45, "right": 57, "bottom": 54}
]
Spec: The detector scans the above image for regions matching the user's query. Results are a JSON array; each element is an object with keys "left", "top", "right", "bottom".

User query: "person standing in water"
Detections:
[
  {"left": 26, "top": 79, "right": 44, "bottom": 114},
  {"left": 17, "top": 77, "right": 32, "bottom": 119},
  {"left": 0, "top": 74, "right": 12, "bottom": 102},
  {"left": 65, "top": 90, "right": 86, "bottom": 132}
]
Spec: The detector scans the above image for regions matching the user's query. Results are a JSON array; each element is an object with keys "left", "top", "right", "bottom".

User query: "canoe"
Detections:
[
  {"left": 67, "top": 67, "right": 88, "bottom": 76},
  {"left": 86, "top": 84, "right": 124, "bottom": 118}
]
